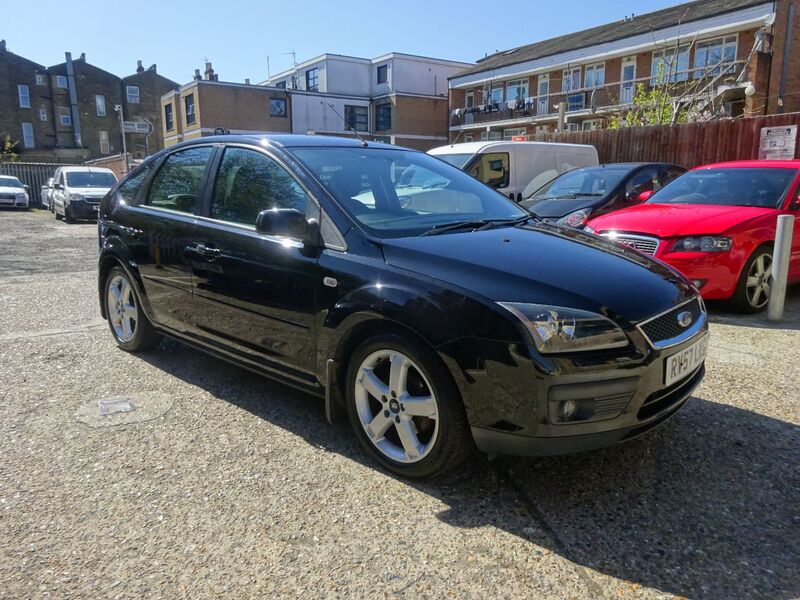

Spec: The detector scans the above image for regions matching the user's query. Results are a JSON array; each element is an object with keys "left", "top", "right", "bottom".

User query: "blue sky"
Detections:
[{"left": 5, "top": 0, "right": 684, "bottom": 84}]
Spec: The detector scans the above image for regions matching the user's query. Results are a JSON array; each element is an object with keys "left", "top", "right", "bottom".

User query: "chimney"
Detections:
[
  {"left": 194, "top": 68, "right": 202, "bottom": 81},
  {"left": 136, "top": 59, "right": 144, "bottom": 73},
  {"left": 148, "top": 63, "right": 157, "bottom": 73},
  {"left": 204, "top": 61, "right": 216, "bottom": 81},
  {"left": 79, "top": 52, "right": 86, "bottom": 61},
  {"left": 244, "top": 78, "right": 250, "bottom": 85},
  {"left": 0, "top": 40, "right": 6, "bottom": 53}
]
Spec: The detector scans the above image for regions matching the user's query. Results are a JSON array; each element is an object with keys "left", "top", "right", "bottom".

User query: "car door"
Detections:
[
  {"left": 123, "top": 145, "right": 216, "bottom": 334},
  {"left": 188, "top": 144, "right": 319, "bottom": 379},
  {"left": 53, "top": 169, "right": 65, "bottom": 214}
]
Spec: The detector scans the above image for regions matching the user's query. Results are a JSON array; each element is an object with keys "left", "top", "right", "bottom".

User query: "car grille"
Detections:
[
  {"left": 0, "top": 194, "right": 15, "bottom": 202},
  {"left": 85, "top": 196, "right": 103, "bottom": 204},
  {"left": 602, "top": 233, "right": 660, "bottom": 255},
  {"left": 638, "top": 298, "right": 705, "bottom": 347}
]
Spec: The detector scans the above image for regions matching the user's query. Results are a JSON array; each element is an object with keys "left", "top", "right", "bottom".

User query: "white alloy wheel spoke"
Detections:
[
  {"left": 400, "top": 394, "right": 437, "bottom": 418},
  {"left": 360, "top": 368, "right": 389, "bottom": 400},
  {"left": 388, "top": 353, "right": 410, "bottom": 396},
  {"left": 395, "top": 418, "right": 422, "bottom": 460},
  {"left": 365, "top": 411, "right": 393, "bottom": 440}
]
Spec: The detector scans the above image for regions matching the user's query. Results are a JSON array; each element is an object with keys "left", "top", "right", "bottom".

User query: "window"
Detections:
[
  {"left": 184, "top": 94, "right": 196, "bottom": 125},
  {"left": 625, "top": 167, "right": 661, "bottom": 198},
  {"left": 465, "top": 91, "right": 474, "bottom": 109},
  {"left": 345, "top": 105, "right": 368, "bottom": 132},
  {"left": 118, "top": 160, "right": 157, "bottom": 206},
  {"left": 269, "top": 97, "right": 287, "bottom": 117},
  {"left": 463, "top": 134, "right": 474, "bottom": 142},
  {"left": 620, "top": 57, "right": 637, "bottom": 104},
  {"left": 35, "top": 74, "right": 45, "bottom": 86},
  {"left": 275, "top": 80, "right": 287, "bottom": 89},
  {"left": 305, "top": 68, "right": 319, "bottom": 91},
  {"left": 126, "top": 85, "right": 140, "bottom": 103},
  {"left": 537, "top": 74, "right": 550, "bottom": 116},
  {"left": 211, "top": 148, "right": 309, "bottom": 226},
  {"left": 377, "top": 64, "right": 388, "bottom": 84},
  {"left": 582, "top": 119, "right": 603, "bottom": 130},
  {"left": 562, "top": 67, "right": 583, "bottom": 111},
  {"left": 164, "top": 103, "right": 174, "bottom": 130},
  {"left": 375, "top": 103, "right": 392, "bottom": 131},
  {"left": 18, "top": 85, "right": 30, "bottom": 108},
  {"left": 95, "top": 94, "right": 106, "bottom": 116},
  {"left": 651, "top": 46, "right": 690, "bottom": 83},
  {"left": 485, "top": 83, "right": 504, "bottom": 104},
  {"left": 147, "top": 146, "right": 214, "bottom": 213},
  {"left": 22, "top": 123, "right": 34, "bottom": 148},
  {"left": 99, "top": 131, "right": 110, "bottom": 154},
  {"left": 55, "top": 75, "right": 68, "bottom": 88},
  {"left": 694, "top": 36, "right": 737, "bottom": 78},
  {"left": 584, "top": 64, "right": 605, "bottom": 89},
  {"left": 480, "top": 131, "right": 502, "bottom": 141},
  {"left": 39, "top": 108, "right": 47, "bottom": 122},
  {"left": 503, "top": 128, "right": 526, "bottom": 140},
  {"left": 467, "top": 152, "right": 510, "bottom": 189},
  {"left": 59, "top": 108, "right": 72, "bottom": 126},
  {"left": 506, "top": 79, "right": 529, "bottom": 102}
]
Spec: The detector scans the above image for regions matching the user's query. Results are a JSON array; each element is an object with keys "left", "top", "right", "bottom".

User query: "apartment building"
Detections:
[
  {"left": 161, "top": 63, "right": 292, "bottom": 147},
  {"left": 263, "top": 52, "right": 472, "bottom": 150},
  {"left": 0, "top": 40, "right": 176, "bottom": 161},
  {"left": 448, "top": 0, "right": 798, "bottom": 141}
]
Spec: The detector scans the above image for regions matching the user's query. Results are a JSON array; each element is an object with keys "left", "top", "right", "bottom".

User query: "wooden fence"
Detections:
[{"left": 536, "top": 113, "right": 800, "bottom": 168}]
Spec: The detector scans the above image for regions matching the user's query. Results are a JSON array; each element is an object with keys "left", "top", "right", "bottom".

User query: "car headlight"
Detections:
[
  {"left": 672, "top": 236, "right": 732, "bottom": 252},
  {"left": 498, "top": 302, "right": 629, "bottom": 353},
  {"left": 15, "top": 193, "right": 26, "bottom": 200},
  {"left": 556, "top": 209, "right": 590, "bottom": 228},
  {"left": 583, "top": 225, "right": 596, "bottom": 234},
  {"left": 67, "top": 192, "right": 84, "bottom": 202}
]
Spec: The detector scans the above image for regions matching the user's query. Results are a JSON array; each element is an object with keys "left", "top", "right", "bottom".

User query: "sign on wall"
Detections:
[
  {"left": 758, "top": 125, "right": 797, "bottom": 160},
  {"left": 122, "top": 121, "right": 151, "bottom": 134}
]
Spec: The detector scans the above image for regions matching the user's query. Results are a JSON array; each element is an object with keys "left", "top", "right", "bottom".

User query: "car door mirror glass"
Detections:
[
  {"left": 256, "top": 208, "right": 311, "bottom": 239},
  {"left": 632, "top": 190, "right": 654, "bottom": 203},
  {"left": 54, "top": 183, "right": 64, "bottom": 190}
]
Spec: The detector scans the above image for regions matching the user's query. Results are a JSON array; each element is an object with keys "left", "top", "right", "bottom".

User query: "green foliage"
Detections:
[
  {"left": 1, "top": 134, "right": 19, "bottom": 162},
  {"left": 608, "top": 83, "right": 688, "bottom": 129}
]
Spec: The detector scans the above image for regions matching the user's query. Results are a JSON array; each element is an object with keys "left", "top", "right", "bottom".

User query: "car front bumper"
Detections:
[
  {"left": 655, "top": 251, "right": 741, "bottom": 300},
  {"left": 68, "top": 200, "right": 101, "bottom": 219}
]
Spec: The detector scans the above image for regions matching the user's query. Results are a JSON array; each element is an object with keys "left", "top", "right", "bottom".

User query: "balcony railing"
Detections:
[{"left": 450, "top": 60, "right": 746, "bottom": 128}]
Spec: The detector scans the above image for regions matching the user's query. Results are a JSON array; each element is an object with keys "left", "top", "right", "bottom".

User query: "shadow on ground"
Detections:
[
  {"left": 140, "top": 338, "right": 799, "bottom": 600},
  {"left": 706, "top": 282, "right": 800, "bottom": 331}
]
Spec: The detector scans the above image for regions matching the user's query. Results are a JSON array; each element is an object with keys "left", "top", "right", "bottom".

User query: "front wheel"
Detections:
[
  {"left": 104, "top": 266, "right": 162, "bottom": 351},
  {"left": 64, "top": 205, "right": 75, "bottom": 224},
  {"left": 731, "top": 247, "right": 773, "bottom": 313},
  {"left": 346, "top": 333, "right": 473, "bottom": 478}
]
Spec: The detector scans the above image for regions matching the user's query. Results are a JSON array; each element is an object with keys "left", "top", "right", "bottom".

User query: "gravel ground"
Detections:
[{"left": 1, "top": 209, "right": 798, "bottom": 599}]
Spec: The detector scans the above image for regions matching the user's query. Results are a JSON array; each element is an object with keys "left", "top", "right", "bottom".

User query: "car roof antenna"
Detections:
[{"left": 326, "top": 102, "right": 368, "bottom": 147}]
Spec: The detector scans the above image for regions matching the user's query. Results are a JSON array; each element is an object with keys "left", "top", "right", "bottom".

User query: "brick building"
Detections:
[
  {"left": 161, "top": 63, "right": 292, "bottom": 147},
  {"left": 0, "top": 40, "right": 176, "bottom": 161},
  {"left": 447, "top": 0, "right": 800, "bottom": 141}
]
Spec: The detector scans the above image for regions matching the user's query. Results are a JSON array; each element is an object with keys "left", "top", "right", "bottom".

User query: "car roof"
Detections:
[
  {"left": 576, "top": 162, "right": 682, "bottom": 169},
  {"left": 692, "top": 159, "right": 800, "bottom": 170},
  {"left": 168, "top": 133, "right": 400, "bottom": 152},
  {"left": 429, "top": 140, "right": 595, "bottom": 154},
  {"left": 58, "top": 166, "right": 116, "bottom": 173}
]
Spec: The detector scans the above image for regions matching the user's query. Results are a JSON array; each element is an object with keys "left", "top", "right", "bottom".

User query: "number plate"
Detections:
[{"left": 664, "top": 335, "right": 708, "bottom": 386}]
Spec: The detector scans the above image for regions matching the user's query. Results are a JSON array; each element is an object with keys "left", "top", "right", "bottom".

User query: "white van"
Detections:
[
  {"left": 429, "top": 141, "right": 598, "bottom": 202},
  {"left": 52, "top": 166, "right": 118, "bottom": 223}
]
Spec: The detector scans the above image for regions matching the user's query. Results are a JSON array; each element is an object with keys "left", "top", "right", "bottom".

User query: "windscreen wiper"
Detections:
[
  {"left": 475, "top": 214, "right": 537, "bottom": 231},
  {"left": 532, "top": 192, "right": 604, "bottom": 201},
  {"left": 420, "top": 220, "right": 491, "bottom": 236}
]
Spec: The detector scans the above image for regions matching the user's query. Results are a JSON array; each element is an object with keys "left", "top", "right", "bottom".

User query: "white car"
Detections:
[
  {"left": 52, "top": 166, "right": 118, "bottom": 223},
  {"left": 41, "top": 177, "right": 55, "bottom": 211},
  {"left": 0, "top": 175, "right": 30, "bottom": 209}
]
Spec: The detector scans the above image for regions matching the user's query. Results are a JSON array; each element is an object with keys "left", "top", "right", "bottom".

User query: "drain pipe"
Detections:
[
  {"left": 65, "top": 52, "right": 82, "bottom": 148},
  {"left": 777, "top": 2, "right": 796, "bottom": 112},
  {"left": 768, "top": 214, "right": 795, "bottom": 321}
]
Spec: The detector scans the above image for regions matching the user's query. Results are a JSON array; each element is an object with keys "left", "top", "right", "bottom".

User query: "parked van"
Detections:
[
  {"left": 52, "top": 166, "right": 118, "bottom": 223},
  {"left": 429, "top": 141, "right": 598, "bottom": 202}
]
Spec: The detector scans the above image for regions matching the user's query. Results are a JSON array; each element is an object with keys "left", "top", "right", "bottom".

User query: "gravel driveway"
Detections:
[{"left": 1, "top": 209, "right": 798, "bottom": 599}]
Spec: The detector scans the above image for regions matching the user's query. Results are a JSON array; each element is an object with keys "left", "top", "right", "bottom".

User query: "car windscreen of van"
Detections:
[
  {"left": 435, "top": 153, "right": 472, "bottom": 169},
  {"left": 66, "top": 172, "right": 117, "bottom": 188}
]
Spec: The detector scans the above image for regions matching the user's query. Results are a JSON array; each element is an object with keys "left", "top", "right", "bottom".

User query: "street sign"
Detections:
[
  {"left": 758, "top": 125, "right": 797, "bottom": 160},
  {"left": 122, "top": 121, "right": 151, "bottom": 134}
]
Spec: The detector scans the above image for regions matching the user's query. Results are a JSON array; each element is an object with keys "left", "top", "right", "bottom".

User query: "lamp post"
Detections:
[{"left": 114, "top": 104, "right": 129, "bottom": 175}]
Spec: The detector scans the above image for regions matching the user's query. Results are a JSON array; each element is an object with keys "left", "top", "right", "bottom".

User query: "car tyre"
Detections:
[
  {"left": 64, "top": 206, "right": 75, "bottom": 224},
  {"left": 731, "top": 246, "right": 773, "bottom": 313},
  {"left": 104, "top": 266, "right": 162, "bottom": 352},
  {"left": 345, "top": 333, "right": 473, "bottom": 478},
  {"left": 54, "top": 208, "right": 62, "bottom": 220}
]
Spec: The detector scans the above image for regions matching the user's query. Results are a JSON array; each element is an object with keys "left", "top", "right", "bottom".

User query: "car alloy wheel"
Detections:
[
  {"left": 353, "top": 349, "right": 440, "bottom": 464},
  {"left": 106, "top": 273, "right": 138, "bottom": 342},
  {"left": 745, "top": 252, "right": 772, "bottom": 309}
]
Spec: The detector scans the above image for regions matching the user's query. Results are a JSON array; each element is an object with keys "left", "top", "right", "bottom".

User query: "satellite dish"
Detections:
[{"left": 590, "top": 89, "right": 598, "bottom": 114}]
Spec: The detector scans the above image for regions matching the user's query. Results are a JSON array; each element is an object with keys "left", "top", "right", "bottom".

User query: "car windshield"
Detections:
[
  {"left": 292, "top": 147, "right": 526, "bottom": 238},
  {"left": 433, "top": 153, "right": 473, "bottom": 169},
  {"left": 66, "top": 171, "right": 117, "bottom": 188},
  {"left": 529, "top": 167, "right": 629, "bottom": 201},
  {"left": 0, "top": 177, "right": 23, "bottom": 188},
  {"left": 648, "top": 167, "right": 798, "bottom": 208}
]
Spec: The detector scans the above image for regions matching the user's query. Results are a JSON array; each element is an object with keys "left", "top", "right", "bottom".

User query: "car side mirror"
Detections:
[
  {"left": 792, "top": 193, "right": 800, "bottom": 210},
  {"left": 54, "top": 183, "right": 64, "bottom": 190},
  {"left": 255, "top": 208, "right": 319, "bottom": 245},
  {"left": 23, "top": 184, "right": 30, "bottom": 192},
  {"left": 628, "top": 189, "right": 654, "bottom": 203}
]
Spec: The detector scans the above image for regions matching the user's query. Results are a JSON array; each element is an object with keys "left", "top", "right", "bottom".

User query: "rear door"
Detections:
[
  {"left": 188, "top": 144, "right": 320, "bottom": 379},
  {"left": 124, "top": 145, "right": 216, "bottom": 333}
]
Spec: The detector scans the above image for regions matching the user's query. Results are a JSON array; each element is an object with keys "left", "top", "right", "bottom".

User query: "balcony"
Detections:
[{"left": 449, "top": 60, "right": 747, "bottom": 129}]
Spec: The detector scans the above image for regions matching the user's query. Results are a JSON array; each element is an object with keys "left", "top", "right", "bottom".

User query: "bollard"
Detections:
[{"left": 767, "top": 214, "right": 795, "bottom": 322}]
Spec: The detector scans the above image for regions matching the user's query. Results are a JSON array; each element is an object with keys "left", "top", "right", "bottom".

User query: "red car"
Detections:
[{"left": 586, "top": 160, "right": 800, "bottom": 313}]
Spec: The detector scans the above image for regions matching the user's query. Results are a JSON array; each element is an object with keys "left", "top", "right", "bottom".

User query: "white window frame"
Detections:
[
  {"left": 463, "top": 134, "right": 474, "bottom": 142},
  {"left": 693, "top": 34, "right": 738, "bottom": 78},
  {"left": 126, "top": 85, "right": 140, "bottom": 103},
  {"left": 56, "top": 75, "right": 68, "bottom": 88},
  {"left": 99, "top": 131, "right": 110, "bottom": 154},
  {"left": 485, "top": 82, "right": 504, "bottom": 104},
  {"left": 620, "top": 56, "right": 637, "bottom": 104},
  {"left": 583, "top": 63, "right": 605, "bottom": 89},
  {"left": 651, "top": 46, "right": 690, "bottom": 84},
  {"left": 480, "top": 130, "right": 502, "bottom": 141},
  {"left": 582, "top": 119, "right": 603, "bottom": 131},
  {"left": 505, "top": 79, "right": 529, "bottom": 102},
  {"left": 562, "top": 67, "right": 583, "bottom": 111},
  {"left": 59, "top": 108, "right": 72, "bottom": 126},
  {"left": 503, "top": 127, "right": 526, "bottom": 140},
  {"left": 537, "top": 74, "right": 550, "bottom": 116},
  {"left": 22, "top": 123, "right": 34, "bottom": 148},
  {"left": 95, "top": 94, "right": 106, "bottom": 116},
  {"left": 18, "top": 84, "right": 31, "bottom": 108},
  {"left": 465, "top": 91, "right": 474, "bottom": 109},
  {"left": 35, "top": 74, "right": 45, "bottom": 85},
  {"left": 39, "top": 108, "right": 47, "bottom": 122}
]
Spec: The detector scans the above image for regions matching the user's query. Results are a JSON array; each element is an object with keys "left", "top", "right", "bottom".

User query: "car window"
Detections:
[
  {"left": 0, "top": 177, "right": 23, "bottom": 188},
  {"left": 210, "top": 148, "right": 309, "bottom": 226},
  {"left": 664, "top": 167, "right": 686, "bottom": 183},
  {"left": 147, "top": 146, "right": 214, "bottom": 213},
  {"left": 466, "top": 152, "right": 509, "bottom": 189},
  {"left": 118, "top": 160, "right": 158, "bottom": 206},
  {"left": 530, "top": 167, "right": 628, "bottom": 200},
  {"left": 625, "top": 168, "right": 661, "bottom": 197},
  {"left": 66, "top": 171, "right": 117, "bottom": 188}
]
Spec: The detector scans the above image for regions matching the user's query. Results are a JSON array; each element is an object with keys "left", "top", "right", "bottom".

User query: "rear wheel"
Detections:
[
  {"left": 731, "top": 247, "right": 773, "bottom": 313},
  {"left": 346, "top": 333, "right": 473, "bottom": 478},
  {"left": 104, "top": 266, "right": 161, "bottom": 352}
]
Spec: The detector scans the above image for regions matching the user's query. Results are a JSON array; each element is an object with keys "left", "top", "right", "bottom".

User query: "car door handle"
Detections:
[{"left": 189, "top": 243, "right": 221, "bottom": 258}]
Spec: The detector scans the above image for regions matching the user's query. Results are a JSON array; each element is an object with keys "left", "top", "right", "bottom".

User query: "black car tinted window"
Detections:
[
  {"left": 147, "top": 146, "right": 213, "bottom": 213},
  {"left": 118, "top": 161, "right": 157, "bottom": 206},
  {"left": 625, "top": 168, "right": 661, "bottom": 196},
  {"left": 210, "top": 148, "right": 309, "bottom": 226}
]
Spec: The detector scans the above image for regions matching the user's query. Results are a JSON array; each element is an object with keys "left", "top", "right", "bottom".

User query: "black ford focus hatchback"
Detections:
[{"left": 98, "top": 135, "right": 708, "bottom": 478}]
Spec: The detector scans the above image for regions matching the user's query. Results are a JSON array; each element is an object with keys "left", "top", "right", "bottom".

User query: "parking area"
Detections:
[{"left": 1, "top": 209, "right": 798, "bottom": 599}]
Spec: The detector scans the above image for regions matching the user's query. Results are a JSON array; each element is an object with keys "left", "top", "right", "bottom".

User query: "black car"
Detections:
[
  {"left": 522, "top": 163, "right": 686, "bottom": 228},
  {"left": 97, "top": 136, "right": 708, "bottom": 478}
]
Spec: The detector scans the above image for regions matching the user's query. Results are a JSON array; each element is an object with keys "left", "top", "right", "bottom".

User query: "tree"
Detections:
[{"left": 0, "top": 134, "right": 19, "bottom": 162}]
